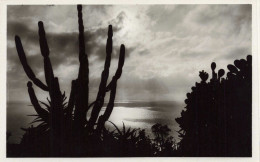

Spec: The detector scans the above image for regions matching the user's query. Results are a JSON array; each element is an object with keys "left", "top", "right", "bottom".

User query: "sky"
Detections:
[
  {"left": 6, "top": 4, "right": 252, "bottom": 143},
  {"left": 7, "top": 4, "right": 251, "bottom": 111}
]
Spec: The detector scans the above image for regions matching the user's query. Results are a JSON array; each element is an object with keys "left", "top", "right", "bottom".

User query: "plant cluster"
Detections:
[
  {"left": 176, "top": 55, "right": 252, "bottom": 157},
  {"left": 14, "top": 5, "right": 125, "bottom": 156}
]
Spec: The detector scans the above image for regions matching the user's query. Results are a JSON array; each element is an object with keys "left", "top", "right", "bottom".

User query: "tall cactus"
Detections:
[
  {"left": 15, "top": 4, "right": 126, "bottom": 155},
  {"left": 74, "top": 5, "right": 89, "bottom": 131}
]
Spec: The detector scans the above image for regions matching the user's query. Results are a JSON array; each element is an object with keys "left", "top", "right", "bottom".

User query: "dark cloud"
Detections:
[
  {"left": 7, "top": 21, "right": 35, "bottom": 40},
  {"left": 7, "top": 7, "right": 135, "bottom": 103},
  {"left": 7, "top": 9, "right": 132, "bottom": 67},
  {"left": 7, "top": 5, "right": 54, "bottom": 19}
]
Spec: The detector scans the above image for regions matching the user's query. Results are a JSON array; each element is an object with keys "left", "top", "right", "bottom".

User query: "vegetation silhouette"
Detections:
[
  {"left": 7, "top": 4, "right": 252, "bottom": 157},
  {"left": 175, "top": 55, "right": 252, "bottom": 157},
  {"left": 11, "top": 4, "right": 126, "bottom": 157}
]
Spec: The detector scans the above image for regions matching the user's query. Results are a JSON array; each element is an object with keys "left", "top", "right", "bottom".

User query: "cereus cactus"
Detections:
[
  {"left": 175, "top": 55, "right": 252, "bottom": 157},
  {"left": 15, "top": 4, "right": 125, "bottom": 156}
]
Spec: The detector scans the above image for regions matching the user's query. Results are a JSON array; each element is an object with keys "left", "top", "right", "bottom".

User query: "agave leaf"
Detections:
[
  {"left": 27, "top": 114, "right": 39, "bottom": 116},
  {"left": 29, "top": 116, "right": 41, "bottom": 124},
  {"left": 47, "top": 97, "right": 51, "bottom": 105},
  {"left": 62, "top": 102, "right": 68, "bottom": 107},
  {"left": 130, "top": 128, "right": 137, "bottom": 135},
  {"left": 122, "top": 122, "right": 126, "bottom": 135},
  {"left": 62, "top": 91, "right": 66, "bottom": 98},
  {"left": 126, "top": 127, "right": 130, "bottom": 135},
  {"left": 39, "top": 101, "right": 50, "bottom": 111},
  {"left": 34, "top": 123, "right": 49, "bottom": 133},
  {"left": 108, "top": 121, "right": 122, "bottom": 136},
  {"left": 63, "top": 96, "right": 67, "bottom": 102},
  {"left": 37, "top": 121, "right": 47, "bottom": 127},
  {"left": 21, "top": 127, "right": 28, "bottom": 131},
  {"left": 30, "top": 118, "right": 44, "bottom": 124}
]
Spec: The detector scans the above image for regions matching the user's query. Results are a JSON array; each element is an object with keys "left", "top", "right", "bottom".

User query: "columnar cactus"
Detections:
[
  {"left": 74, "top": 5, "right": 89, "bottom": 131},
  {"left": 15, "top": 4, "right": 126, "bottom": 155}
]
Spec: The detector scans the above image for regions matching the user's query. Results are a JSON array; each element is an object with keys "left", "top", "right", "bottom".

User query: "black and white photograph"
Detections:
[{"left": 3, "top": 2, "right": 258, "bottom": 159}]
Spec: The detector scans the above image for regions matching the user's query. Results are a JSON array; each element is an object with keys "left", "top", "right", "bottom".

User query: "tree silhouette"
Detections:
[{"left": 151, "top": 123, "right": 176, "bottom": 156}]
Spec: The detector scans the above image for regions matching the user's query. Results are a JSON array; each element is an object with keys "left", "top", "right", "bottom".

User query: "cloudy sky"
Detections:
[{"left": 7, "top": 4, "right": 251, "bottom": 105}]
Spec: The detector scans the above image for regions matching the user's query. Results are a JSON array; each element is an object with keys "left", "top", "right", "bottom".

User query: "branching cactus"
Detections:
[{"left": 15, "top": 4, "right": 126, "bottom": 154}]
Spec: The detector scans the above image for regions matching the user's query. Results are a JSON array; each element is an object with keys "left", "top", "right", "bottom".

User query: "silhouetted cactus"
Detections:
[
  {"left": 218, "top": 69, "right": 225, "bottom": 81},
  {"left": 15, "top": 4, "right": 126, "bottom": 156},
  {"left": 199, "top": 70, "right": 208, "bottom": 83},
  {"left": 176, "top": 55, "right": 252, "bottom": 157}
]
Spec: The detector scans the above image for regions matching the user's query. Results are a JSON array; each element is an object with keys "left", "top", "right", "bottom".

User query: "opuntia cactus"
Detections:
[
  {"left": 176, "top": 55, "right": 252, "bottom": 156},
  {"left": 211, "top": 62, "right": 217, "bottom": 81},
  {"left": 199, "top": 70, "right": 208, "bottom": 83}
]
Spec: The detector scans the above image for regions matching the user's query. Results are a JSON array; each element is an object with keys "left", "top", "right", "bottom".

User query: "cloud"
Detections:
[
  {"left": 7, "top": 5, "right": 252, "bottom": 105},
  {"left": 147, "top": 5, "right": 194, "bottom": 32},
  {"left": 7, "top": 8, "right": 133, "bottom": 68},
  {"left": 7, "top": 5, "right": 137, "bottom": 102}
]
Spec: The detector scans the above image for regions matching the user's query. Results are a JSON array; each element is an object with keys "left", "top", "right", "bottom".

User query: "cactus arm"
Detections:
[
  {"left": 96, "top": 44, "right": 125, "bottom": 131},
  {"left": 38, "top": 21, "right": 55, "bottom": 89},
  {"left": 38, "top": 22, "right": 63, "bottom": 124},
  {"left": 87, "top": 25, "right": 113, "bottom": 129},
  {"left": 96, "top": 84, "right": 116, "bottom": 131},
  {"left": 27, "top": 81, "right": 49, "bottom": 123},
  {"left": 77, "top": 5, "right": 87, "bottom": 62},
  {"left": 51, "top": 77, "right": 63, "bottom": 110},
  {"left": 77, "top": 4, "right": 89, "bottom": 88},
  {"left": 15, "top": 36, "right": 49, "bottom": 91},
  {"left": 106, "top": 45, "right": 125, "bottom": 91},
  {"left": 74, "top": 5, "right": 89, "bottom": 128},
  {"left": 65, "top": 80, "right": 76, "bottom": 119}
]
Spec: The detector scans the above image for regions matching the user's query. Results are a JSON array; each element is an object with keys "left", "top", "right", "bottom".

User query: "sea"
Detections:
[{"left": 7, "top": 101, "right": 183, "bottom": 144}]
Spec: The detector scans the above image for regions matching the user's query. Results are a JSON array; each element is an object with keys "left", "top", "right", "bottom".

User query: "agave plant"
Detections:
[{"left": 109, "top": 121, "right": 138, "bottom": 141}]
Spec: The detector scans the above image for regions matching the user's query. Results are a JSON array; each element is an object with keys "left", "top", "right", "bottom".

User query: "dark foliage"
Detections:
[
  {"left": 175, "top": 55, "right": 252, "bottom": 157},
  {"left": 151, "top": 123, "right": 178, "bottom": 156},
  {"left": 7, "top": 122, "right": 178, "bottom": 157}
]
